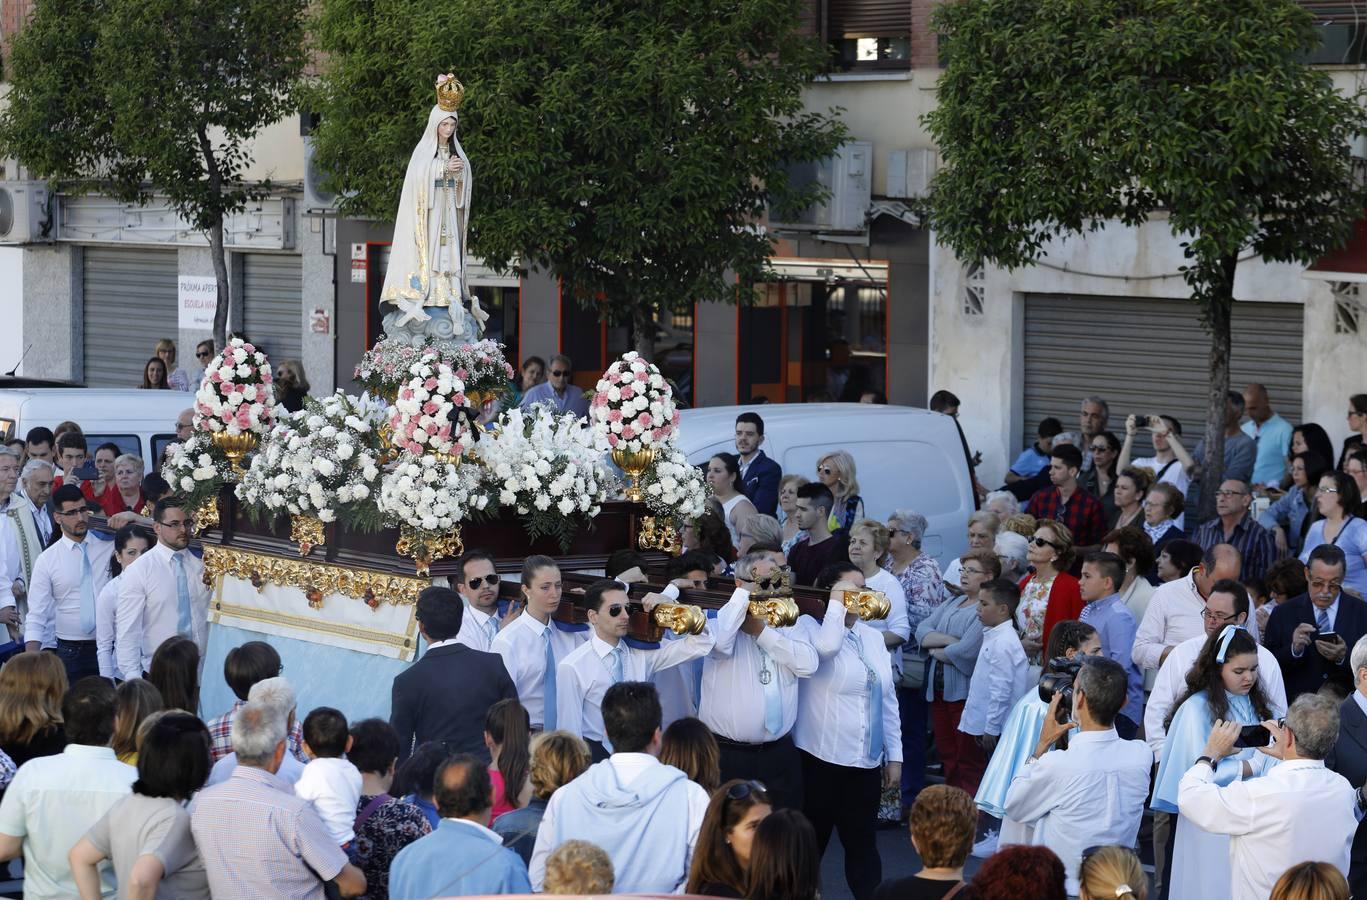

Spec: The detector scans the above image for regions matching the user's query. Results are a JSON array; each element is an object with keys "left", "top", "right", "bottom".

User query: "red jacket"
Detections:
[{"left": 1019, "top": 570, "right": 1083, "bottom": 655}]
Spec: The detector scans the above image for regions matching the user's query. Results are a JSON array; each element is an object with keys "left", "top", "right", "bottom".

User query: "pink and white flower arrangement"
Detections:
[
  {"left": 194, "top": 338, "right": 276, "bottom": 436},
  {"left": 386, "top": 353, "right": 473, "bottom": 457},
  {"left": 356, "top": 337, "right": 514, "bottom": 406},
  {"left": 589, "top": 352, "right": 680, "bottom": 452}
]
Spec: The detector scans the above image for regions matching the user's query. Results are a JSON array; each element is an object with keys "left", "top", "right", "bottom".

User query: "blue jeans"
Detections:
[
  {"left": 898, "top": 685, "right": 927, "bottom": 808},
  {"left": 55, "top": 640, "right": 100, "bottom": 685}
]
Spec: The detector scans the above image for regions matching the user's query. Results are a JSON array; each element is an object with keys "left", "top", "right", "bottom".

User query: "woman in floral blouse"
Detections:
[{"left": 348, "top": 719, "right": 433, "bottom": 900}]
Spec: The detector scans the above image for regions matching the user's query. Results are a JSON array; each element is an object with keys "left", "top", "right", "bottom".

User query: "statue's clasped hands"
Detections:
[{"left": 446, "top": 157, "right": 464, "bottom": 176}]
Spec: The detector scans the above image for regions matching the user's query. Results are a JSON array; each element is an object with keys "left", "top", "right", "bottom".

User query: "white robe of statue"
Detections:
[{"left": 380, "top": 105, "right": 488, "bottom": 338}]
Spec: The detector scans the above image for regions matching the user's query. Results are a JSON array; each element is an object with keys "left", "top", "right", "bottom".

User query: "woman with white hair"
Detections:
[
  {"left": 95, "top": 454, "right": 145, "bottom": 517},
  {"left": 885, "top": 509, "right": 948, "bottom": 815},
  {"left": 994, "top": 531, "right": 1030, "bottom": 583},
  {"left": 941, "top": 511, "right": 1000, "bottom": 591},
  {"left": 815, "top": 450, "right": 864, "bottom": 532},
  {"left": 983, "top": 491, "right": 1020, "bottom": 525}
]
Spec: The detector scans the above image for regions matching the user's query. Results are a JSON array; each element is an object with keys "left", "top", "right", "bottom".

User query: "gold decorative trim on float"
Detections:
[
  {"left": 210, "top": 600, "right": 419, "bottom": 656},
  {"left": 290, "top": 516, "right": 326, "bottom": 556},
  {"left": 395, "top": 525, "right": 464, "bottom": 577},
  {"left": 202, "top": 546, "right": 426, "bottom": 607}
]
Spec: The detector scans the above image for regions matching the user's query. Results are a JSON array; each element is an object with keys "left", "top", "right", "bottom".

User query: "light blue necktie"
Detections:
[
  {"left": 1317, "top": 607, "right": 1332, "bottom": 633},
  {"left": 485, "top": 617, "right": 498, "bottom": 646},
  {"left": 78, "top": 542, "right": 96, "bottom": 635},
  {"left": 759, "top": 647, "right": 783, "bottom": 737},
  {"left": 171, "top": 552, "right": 193, "bottom": 637},
  {"left": 609, "top": 645, "right": 625, "bottom": 683},
  {"left": 542, "top": 627, "right": 558, "bottom": 730},
  {"left": 848, "top": 630, "right": 884, "bottom": 762}
]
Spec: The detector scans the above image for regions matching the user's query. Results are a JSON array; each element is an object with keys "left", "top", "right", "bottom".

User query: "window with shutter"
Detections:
[
  {"left": 825, "top": 0, "right": 912, "bottom": 70},
  {"left": 1296, "top": 2, "right": 1367, "bottom": 63}
]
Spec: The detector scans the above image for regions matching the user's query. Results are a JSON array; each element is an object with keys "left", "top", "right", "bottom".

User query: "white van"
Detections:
[
  {"left": 675, "top": 404, "right": 977, "bottom": 570},
  {"left": 0, "top": 384, "right": 193, "bottom": 473}
]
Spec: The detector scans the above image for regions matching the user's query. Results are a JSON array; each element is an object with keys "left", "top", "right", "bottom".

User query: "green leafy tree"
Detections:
[
  {"left": 0, "top": 0, "right": 308, "bottom": 350},
  {"left": 925, "top": 0, "right": 1367, "bottom": 518},
  {"left": 310, "top": 0, "right": 845, "bottom": 358}
]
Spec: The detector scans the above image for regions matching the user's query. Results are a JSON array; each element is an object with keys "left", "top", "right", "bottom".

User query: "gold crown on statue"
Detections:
[{"left": 435, "top": 73, "right": 465, "bottom": 112}]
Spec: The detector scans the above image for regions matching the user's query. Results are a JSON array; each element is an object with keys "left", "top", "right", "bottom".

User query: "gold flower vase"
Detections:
[
  {"left": 212, "top": 431, "right": 259, "bottom": 477},
  {"left": 612, "top": 446, "right": 656, "bottom": 503}
]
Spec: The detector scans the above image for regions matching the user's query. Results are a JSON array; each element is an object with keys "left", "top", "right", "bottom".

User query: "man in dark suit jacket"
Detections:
[
  {"left": 735, "top": 412, "right": 782, "bottom": 517},
  {"left": 1327, "top": 638, "right": 1367, "bottom": 898},
  {"left": 1266, "top": 544, "right": 1367, "bottom": 701},
  {"left": 392, "top": 585, "right": 518, "bottom": 764}
]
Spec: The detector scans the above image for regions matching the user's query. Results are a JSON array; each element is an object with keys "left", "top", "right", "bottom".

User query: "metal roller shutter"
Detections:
[
  {"left": 82, "top": 247, "right": 179, "bottom": 387},
  {"left": 1022, "top": 293, "right": 1304, "bottom": 449},
  {"left": 241, "top": 254, "right": 303, "bottom": 365}
]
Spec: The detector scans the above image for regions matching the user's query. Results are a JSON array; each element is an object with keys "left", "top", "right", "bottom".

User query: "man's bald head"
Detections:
[
  {"left": 1243, "top": 384, "right": 1272, "bottom": 423},
  {"left": 1197, "top": 544, "right": 1243, "bottom": 594},
  {"left": 435, "top": 754, "right": 493, "bottom": 823}
]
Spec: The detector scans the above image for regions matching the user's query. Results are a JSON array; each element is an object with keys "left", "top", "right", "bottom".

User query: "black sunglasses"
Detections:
[
  {"left": 195, "top": 350, "right": 213, "bottom": 358},
  {"left": 1032, "top": 537, "right": 1062, "bottom": 550},
  {"left": 726, "top": 780, "right": 769, "bottom": 800},
  {"left": 601, "top": 603, "right": 627, "bottom": 617},
  {"left": 465, "top": 574, "right": 499, "bottom": 589},
  {"left": 550, "top": 369, "right": 569, "bottom": 376}
]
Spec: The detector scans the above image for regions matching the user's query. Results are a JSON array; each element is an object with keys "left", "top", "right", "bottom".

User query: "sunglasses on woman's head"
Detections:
[{"left": 726, "top": 780, "right": 769, "bottom": 800}]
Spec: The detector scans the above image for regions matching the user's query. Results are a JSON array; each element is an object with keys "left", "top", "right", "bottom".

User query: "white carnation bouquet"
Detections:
[
  {"left": 377, "top": 450, "right": 489, "bottom": 532},
  {"left": 473, "top": 406, "right": 614, "bottom": 549},
  {"left": 194, "top": 337, "right": 276, "bottom": 436},
  {"left": 237, "top": 392, "right": 386, "bottom": 527},
  {"left": 589, "top": 351, "right": 680, "bottom": 452},
  {"left": 639, "top": 441, "right": 710, "bottom": 526},
  {"left": 161, "top": 433, "right": 231, "bottom": 517}
]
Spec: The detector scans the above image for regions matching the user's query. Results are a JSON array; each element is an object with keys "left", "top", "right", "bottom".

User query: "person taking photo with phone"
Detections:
[{"left": 1266, "top": 544, "right": 1367, "bottom": 701}]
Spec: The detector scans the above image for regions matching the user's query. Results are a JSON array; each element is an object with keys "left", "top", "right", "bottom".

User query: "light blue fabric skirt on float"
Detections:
[
  {"left": 201, "top": 623, "right": 412, "bottom": 721},
  {"left": 975, "top": 693, "right": 1052, "bottom": 818}
]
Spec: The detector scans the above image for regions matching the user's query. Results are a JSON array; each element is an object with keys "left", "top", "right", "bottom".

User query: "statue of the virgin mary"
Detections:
[{"left": 380, "top": 73, "right": 489, "bottom": 342}]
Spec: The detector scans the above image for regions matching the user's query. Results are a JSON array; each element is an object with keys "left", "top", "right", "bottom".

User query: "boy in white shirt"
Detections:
[
  {"left": 959, "top": 579, "right": 1032, "bottom": 753},
  {"left": 293, "top": 707, "right": 362, "bottom": 848}
]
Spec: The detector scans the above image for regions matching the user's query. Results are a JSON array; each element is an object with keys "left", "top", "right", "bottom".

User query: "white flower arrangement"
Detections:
[
  {"left": 377, "top": 450, "right": 489, "bottom": 532},
  {"left": 356, "top": 337, "right": 514, "bottom": 405},
  {"left": 473, "top": 405, "right": 614, "bottom": 548},
  {"left": 448, "top": 339, "right": 517, "bottom": 401},
  {"left": 639, "top": 441, "right": 710, "bottom": 526},
  {"left": 194, "top": 338, "right": 276, "bottom": 436},
  {"left": 161, "top": 432, "right": 231, "bottom": 515},
  {"left": 237, "top": 392, "right": 386, "bottom": 527},
  {"left": 589, "top": 351, "right": 680, "bottom": 452},
  {"left": 386, "top": 353, "right": 474, "bottom": 458}
]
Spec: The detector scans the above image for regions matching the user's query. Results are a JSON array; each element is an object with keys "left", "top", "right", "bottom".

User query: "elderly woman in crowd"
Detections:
[
  {"left": 493, "top": 730, "right": 591, "bottom": 865},
  {"left": 346, "top": 718, "right": 433, "bottom": 900},
  {"left": 815, "top": 450, "right": 863, "bottom": 532},
  {"left": 994, "top": 530, "right": 1030, "bottom": 584},
  {"left": 738, "top": 514, "right": 782, "bottom": 556},
  {"left": 1260, "top": 451, "right": 1328, "bottom": 558},
  {"left": 983, "top": 490, "right": 1020, "bottom": 524},
  {"left": 885, "top": 509, "right": 949, "bottom": 812},
  {"left": 1001, "top": 512, "right": 1038, "bottom": 539},
  {"left": 95, "top": 454, "right": 145, "bottom": 518},
  {"left": 1016, "top": 520, "right": 1082, "bottom": 664},
  {"left": 777, "top": 474, "right": 809, "bottom": 553},
  {"left": 1142, "top": 483, "right": 1186, "bottom": 573},
  {"left": 916, "top": 550, "right": 994, "bottom": 795},
  {"left": 1111, "top": 467, "right": 1151, "bottom": 530},
  {"left": 942, "top": 510, "right": 1000, "bottom": 592}
]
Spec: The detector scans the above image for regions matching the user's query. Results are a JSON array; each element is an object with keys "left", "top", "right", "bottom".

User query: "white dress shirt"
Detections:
[
  {"left": 95, "top": 574, "right": 125, "bottom": 680},
  {"left": 558, "top": 629, "right": 714, "bottom": 744},
  {"left": 791, "top": 599, "right": 903, "bottom": 769},
  {"left": 863, "top": 567, "right": 912, "bottom": 670},
  {"left": 115, "top": 542, "right": 210, "bottom": 678},
  {"left": 455, "top": 602, "right": 500, "bottom": 653},
  {"left": 1144, "top": 634, "right": 1286, "bottom": 761},
  {"left": 959, "top": 621, "right": 1031, "bottom": 737},
  {"left": 699, "top": 587, "right": 819, "bottom": 743},
  {"left": 1004, "top": 729, "right": 1154, "bottom": 896},
  {"left": 1133, "top": 571, "right": 1207, "bottom": 671},
  {"left": 1179, "top": 759, "right": 1356, "bottom": 900},
  {"left": 491, "top": 613, "right": 586, "bottom": 729},
  {"left": 529, "top": 752, "right": 710, "bottom": 892},
  {"left": 24, "top": 535, "right": 115, "bottom": 645}
]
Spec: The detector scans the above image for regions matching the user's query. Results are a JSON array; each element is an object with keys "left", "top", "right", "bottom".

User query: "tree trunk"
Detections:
[
  {"left": 631, "top": 303, "right": 655, "bottom": 362},
  {"left": 209, "top": 217, "right": 230, "bottom": 351},
  {"left": 1195, "top": 252, "right": 1239, "bottom": 523}
]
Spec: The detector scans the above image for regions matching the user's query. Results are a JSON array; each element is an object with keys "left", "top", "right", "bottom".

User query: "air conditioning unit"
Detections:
[
  {"left": 0, "top": 182, "right": 52, "bottom": 243},
  {"left": 302, "top": 135, "right": 337, "bottom": 213},
  {"left": 770, "top": 141, "right": 872, "bottom": 233},
  {"left": 886, "top": 148, "right": 938, "bottom": 199}
]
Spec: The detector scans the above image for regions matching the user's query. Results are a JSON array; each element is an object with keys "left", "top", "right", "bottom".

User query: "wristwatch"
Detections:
[{"left": 1195, "top": 755, "right": 1215, "bottom": 768}]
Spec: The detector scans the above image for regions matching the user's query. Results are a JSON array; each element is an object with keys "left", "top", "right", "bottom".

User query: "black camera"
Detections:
[
  {"left": 1134, "top": 415, "right": 1152, "bottom": 429},
  {"left": 1038, "top": 656, "right": 1083, "bottom": 723}
]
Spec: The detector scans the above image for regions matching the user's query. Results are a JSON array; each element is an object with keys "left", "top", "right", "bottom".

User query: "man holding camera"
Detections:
[
  {"left": 1179, "top": 694, "right": 1355, "bottom": 900},
  {"left": 1003, "top": 657, "right": 1152, "bottom": 897}
]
